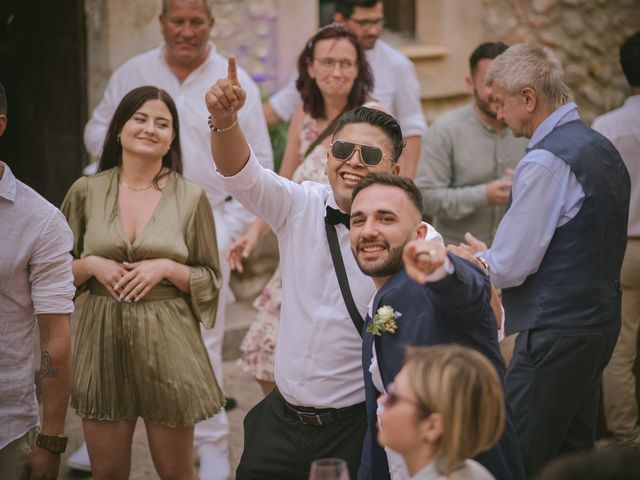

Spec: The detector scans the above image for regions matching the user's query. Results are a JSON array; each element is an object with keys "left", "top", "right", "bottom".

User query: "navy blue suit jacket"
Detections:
[{"left": 357, "top": 254, "right": 524, "bottom": 480}]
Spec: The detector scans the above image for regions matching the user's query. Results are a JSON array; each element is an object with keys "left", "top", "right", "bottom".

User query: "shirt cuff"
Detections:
[
  {"left": 215, "top": 148, "right": 261, "bottom": 193},
  {"left": 398, "top": 114, "right": 428, "bottom": 137},
  {"left": 424, "top": 255, "right": 454, "bottom": 282}
]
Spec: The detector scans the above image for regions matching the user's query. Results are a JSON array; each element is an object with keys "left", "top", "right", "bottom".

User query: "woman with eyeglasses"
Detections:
[
  {"left": 378, "top": 345, "right": 504, "bottom": 480},
  {"left": 229, "top": 23, "right": 382, "bottom": 396}
]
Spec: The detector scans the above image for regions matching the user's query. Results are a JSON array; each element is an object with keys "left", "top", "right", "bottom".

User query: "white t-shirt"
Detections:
[{"left": 269, "top": 39, "right": 426, "bottom": 138}]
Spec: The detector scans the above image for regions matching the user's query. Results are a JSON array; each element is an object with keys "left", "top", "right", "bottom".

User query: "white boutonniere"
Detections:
[{"left": 367, "top": 305, "right": 402, "bottom": 336}]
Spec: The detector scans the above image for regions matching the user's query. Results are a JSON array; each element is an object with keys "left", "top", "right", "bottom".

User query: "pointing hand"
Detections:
[{"left": 205, "top": 56, "right": 247, "bottom": 123}]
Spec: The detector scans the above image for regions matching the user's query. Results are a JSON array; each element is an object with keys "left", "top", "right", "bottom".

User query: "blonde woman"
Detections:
[{"left": 378, "top": 345, "right": 505, "bottom": 480}]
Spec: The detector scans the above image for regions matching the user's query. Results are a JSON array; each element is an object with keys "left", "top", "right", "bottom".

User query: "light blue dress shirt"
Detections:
[{"left": 482, "top": 102, "right": 585, "bottom": 289}]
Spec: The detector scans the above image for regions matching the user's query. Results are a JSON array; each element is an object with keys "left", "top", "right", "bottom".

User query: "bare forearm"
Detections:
[
  {"left": 210, "top": 115, "right": 252, "bottom": 176},
  {"left": 37, "top": 314, "right": 71, "bottom": 436},
  {"left": 71, "top": 257, "right": 94, "bottom": 286},
  {"left": 402, "top": 136, "right": 422, "bottom": 178},
  {"left": 164, "top": 259, "right": 191, "bottom": 293}
]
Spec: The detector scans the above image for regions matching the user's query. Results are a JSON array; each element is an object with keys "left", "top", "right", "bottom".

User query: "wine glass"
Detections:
[{"left": 308, "top": 458, "right": 350, "bottom": 480}]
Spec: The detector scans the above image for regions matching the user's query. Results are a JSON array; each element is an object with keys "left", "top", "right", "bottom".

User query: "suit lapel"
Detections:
[{"left": 370, "top": 271, "right": 407, "bottom": 389}]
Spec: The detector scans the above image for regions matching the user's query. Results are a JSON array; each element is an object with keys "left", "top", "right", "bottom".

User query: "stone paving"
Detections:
[{"left": 58, "top": 300, "right": 263, "bottom": 480}]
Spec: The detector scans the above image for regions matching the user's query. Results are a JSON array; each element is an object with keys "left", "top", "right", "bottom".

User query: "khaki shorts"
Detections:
[{"left": 0, "top": 427, "right": 38, "bottom": 480}]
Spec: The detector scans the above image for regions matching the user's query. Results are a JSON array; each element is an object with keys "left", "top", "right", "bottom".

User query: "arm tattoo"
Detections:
[{"left": 40, "top": 351, "right": 59, "bottom": 379}]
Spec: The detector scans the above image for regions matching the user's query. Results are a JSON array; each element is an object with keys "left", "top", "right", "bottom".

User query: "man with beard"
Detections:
[
  {"left": 415, "top": 42, "right": 528, "bottom": 246},
  {"left": 205, "top": 58, "right": 440, "bottom": 480},
  {"left": 350, "top": 173, "right": 524, "bottom": 480}
]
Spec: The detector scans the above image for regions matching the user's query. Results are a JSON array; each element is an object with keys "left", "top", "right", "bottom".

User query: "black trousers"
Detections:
[
  {"left": 506, "top": 322, "right": 619, "bottom": 478},
  {"left": 236, "top": 390, "right": 367, "bottom": 480}
]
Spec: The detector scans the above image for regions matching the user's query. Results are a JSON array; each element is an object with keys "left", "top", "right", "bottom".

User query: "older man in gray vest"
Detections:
[{"left": 464, "top": 44, "right": 630, "bottom": 477}]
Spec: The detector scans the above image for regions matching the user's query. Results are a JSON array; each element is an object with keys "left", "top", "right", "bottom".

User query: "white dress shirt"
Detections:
[
  {"left": 269, "top": 39, "right": 426, "bottom": 138},
  {"left": 83, "top": 43, "right": 274, "bottom": 247},
  {"left": 0, "top": 163, "right": 75, "bottom": 449},
  {"left": 592, "top": 95, "right": 640, "bottom": 236},
  {"left": 218, "top": 152, "right": 441, "bottom": 408}
]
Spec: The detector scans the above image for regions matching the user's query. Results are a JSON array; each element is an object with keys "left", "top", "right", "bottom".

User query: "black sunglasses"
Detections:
[{"left": 330, "top": 140, "right": 395, "bottom": 167}]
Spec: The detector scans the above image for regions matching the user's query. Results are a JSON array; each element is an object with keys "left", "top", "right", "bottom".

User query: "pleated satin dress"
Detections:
[{"left": 61, "top": 168, "right": 224, "bottom": 427}]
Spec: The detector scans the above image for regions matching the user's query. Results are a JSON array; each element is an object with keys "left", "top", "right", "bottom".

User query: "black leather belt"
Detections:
[{"left": 276, "top": 390, "right": 365, "bottom": 427}]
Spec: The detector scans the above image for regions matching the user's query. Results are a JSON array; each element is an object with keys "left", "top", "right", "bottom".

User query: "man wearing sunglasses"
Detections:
[
  {"left": 350, "top": 173, "right": 524, "bottom": 480},
  {"left": 264, "top": 0, "right": 426, "bottom": 178},
  {"left": 205, "top": 57, "right": 439, "bottom": 480}
]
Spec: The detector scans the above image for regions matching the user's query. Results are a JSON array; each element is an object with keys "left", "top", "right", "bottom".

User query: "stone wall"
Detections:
[{"left": 483, "top": 0, "right": 640, "bottom": 123}]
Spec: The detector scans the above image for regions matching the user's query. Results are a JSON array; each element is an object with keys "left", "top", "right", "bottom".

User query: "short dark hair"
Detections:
[
  {"left": 332, "top": 106, "right": 404, "bottom": 161},
  {"left": 335, "top": 0, "right": 381, "bottom": 19},
  {"left": 620, "top": 30, "right": 640, "bottom": 87},
  {"left": 0, "top": 82, "right": 6, "bottom": 115},
  {"left": 352, "top": 173, "right": 423, "bottom": 215},
  {"left": 296, "top": 23, "right": 373, "bottom": 119},
  {"left": 98, "top": 86, "right": 182, "bottom": 185},
  {"left": 469, "top": 42, "right": 509, "bottom": 76}
]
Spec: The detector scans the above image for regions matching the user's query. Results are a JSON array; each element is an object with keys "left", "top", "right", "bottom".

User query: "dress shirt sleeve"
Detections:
[
  {"left": 391, "top": 59, "right": 427, "bottom": 137},
  {"left": 84, "top": 73, "right": 124, "bottom": 158},
  {"left": 29, "top": 210, "right": 75, "bottom": 315},
  {"left": 238, "top": 71, "right": 274, "bottom": 171},
  {"left": 484, "top": 151, "right": 575, "bottom": 289},
  {"left": 217, "top": 150, "right": 306, "bottom": 235},
  {"left": 416, "top": 122, "right": 487, "bottom": 219},
  {"left": 267, "top": 72, "right": 302, "bottom": 122},
  {"left": 185, "top": 190, "right": 223, "bottom": 328}
]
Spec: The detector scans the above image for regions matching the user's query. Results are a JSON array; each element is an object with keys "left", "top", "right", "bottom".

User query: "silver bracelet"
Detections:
[{"left": 208, "top": 115, "right": 238, "bottom": 133}]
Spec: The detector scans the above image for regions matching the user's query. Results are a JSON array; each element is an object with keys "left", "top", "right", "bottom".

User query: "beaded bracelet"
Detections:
[{"left": 208, "top": 115, "right": 238, "bottom": 133}]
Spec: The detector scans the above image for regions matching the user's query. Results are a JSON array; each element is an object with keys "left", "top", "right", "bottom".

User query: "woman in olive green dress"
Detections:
[{"left": 61, "top": 86, "right": 224, "bottom": 479}]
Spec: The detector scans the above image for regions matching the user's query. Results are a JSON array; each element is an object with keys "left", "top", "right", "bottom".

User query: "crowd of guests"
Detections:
[{"left": 0, "top": 0, "right": 638, "bottom": 479}]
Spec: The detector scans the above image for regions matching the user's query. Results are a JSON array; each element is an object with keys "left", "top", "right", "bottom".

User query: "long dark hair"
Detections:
[
  {"left": 296, "top": 23, "right": 373, "bottom": 119},
  {"left": 98, "top": 86, "right": 183, "bottom": 186}
]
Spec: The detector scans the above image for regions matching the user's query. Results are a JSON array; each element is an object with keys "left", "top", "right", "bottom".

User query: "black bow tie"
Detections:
[{"left": 325, "top": 206, "right": 351, "bottom": 230}]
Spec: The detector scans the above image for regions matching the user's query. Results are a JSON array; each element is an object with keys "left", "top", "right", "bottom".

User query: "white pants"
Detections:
[{"left": 194, "top": 200, "right": 255, "bottom": 451}]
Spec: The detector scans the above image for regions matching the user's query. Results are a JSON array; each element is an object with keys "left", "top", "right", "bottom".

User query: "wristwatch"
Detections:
[{"left": 36, "top": 433, "right": 68, "bottom": 455}]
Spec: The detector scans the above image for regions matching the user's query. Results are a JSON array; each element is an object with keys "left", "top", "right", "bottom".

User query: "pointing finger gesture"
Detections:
[{"left": 205, "top": 55, "right": 247, "bottom": 123}]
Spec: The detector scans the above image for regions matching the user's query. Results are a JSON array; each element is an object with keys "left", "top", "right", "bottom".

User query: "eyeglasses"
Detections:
[
  {"left": 349, "top": 17, "right": 385, "bottom": 29},
  {"left": 313, "top": 58, "right": 357, "bottom": 71},
  {"left": 383, "top": 382, "right": 432, "bottom": 417},
  {"left": 330, "top": 140, "right": 395, "bottom": 167}
]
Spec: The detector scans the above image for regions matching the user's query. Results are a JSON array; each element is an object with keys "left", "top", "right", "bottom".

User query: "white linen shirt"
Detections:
[
  {"left": 0, "top": 163, "right": 75, "bottom": 449},
  {"left": 218, "top": 152, "right": 373, "bottom": 408},
  {"left": 83, "top": 43, "right": 273, "bottom": 245},
  {"left": 269, "top": 39, "right": 426, "bottom": 138},
  {"left": 592, "top": 95, "right": 640, "bottom": 236}
]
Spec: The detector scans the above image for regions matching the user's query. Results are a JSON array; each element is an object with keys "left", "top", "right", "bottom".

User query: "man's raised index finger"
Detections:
[{"left": 228, "top": 55, "right": 238, "bottom": 82}]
